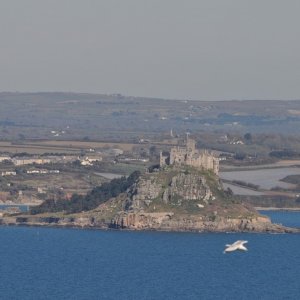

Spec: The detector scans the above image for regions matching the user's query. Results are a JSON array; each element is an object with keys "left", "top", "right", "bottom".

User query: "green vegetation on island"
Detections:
[{"left": 30, "top": 171, "right": 141, "bottom": 214}]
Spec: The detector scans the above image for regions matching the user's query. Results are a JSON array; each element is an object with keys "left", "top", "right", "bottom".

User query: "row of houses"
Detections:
[
  {"left": 0, "top": 155, "right": 75, "bottom": 165},
  {"left": 1, "top": 169, "right": 60, "bottom": 176},
  {"left": 13, "top": 158, "right": 52, "bottom": 166},
  {"left": 26, "top": 169, "right": 60, "bottom": 174},
  {"left": 0, "top": 154, "right": 103, "bottom": 166},
  {"left": 1, "top": 171, "right": 16, "bottom": 176}
]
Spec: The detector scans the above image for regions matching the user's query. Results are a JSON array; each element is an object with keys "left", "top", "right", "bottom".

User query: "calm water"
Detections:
[
  {"left": 260, "top": 210, "right": 300, "bottom": 228},
  {"left": 220, "top": 167, "right": 300, "bottom": 190},
  {"left": 0, "top": 204, "right": 29, "bottom": 212},
  {"left": 0, "top": 212, "right": 299, "bottom": 300}
]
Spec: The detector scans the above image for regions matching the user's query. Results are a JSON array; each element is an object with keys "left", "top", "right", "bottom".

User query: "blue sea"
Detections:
[
  {"left": 0, "top": 204, "right": 29, "bottom": 212},
  {"left": 0, "top": 211, "right": 299, "bottom": 300}
]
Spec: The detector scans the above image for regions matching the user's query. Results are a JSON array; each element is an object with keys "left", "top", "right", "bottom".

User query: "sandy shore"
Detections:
[{"left": 255, "top": 207, "right": 300, "bottom": 211}]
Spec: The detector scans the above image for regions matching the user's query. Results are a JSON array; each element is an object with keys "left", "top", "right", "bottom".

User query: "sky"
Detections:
[{"left": 0, "top": 0, "right": 300, "bottom": 100}]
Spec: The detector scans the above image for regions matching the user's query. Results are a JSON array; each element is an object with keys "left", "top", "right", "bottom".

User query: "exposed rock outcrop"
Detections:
[
  {"left": 123, "top": 167, "right": 214, "bottom": 212},
  {"left": 110, "top": 212, "right": 295, "bottom": 233}
]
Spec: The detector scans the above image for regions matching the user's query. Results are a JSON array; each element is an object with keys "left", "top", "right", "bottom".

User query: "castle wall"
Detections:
[{"left": 160, "top": 138, "right": 219, "bottom": 175}]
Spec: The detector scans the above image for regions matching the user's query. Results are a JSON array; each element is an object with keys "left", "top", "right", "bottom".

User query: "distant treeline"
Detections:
[
  {"left": 269, "top": 150, "right": 300, "bottom": 159},
  {"left": 30, "top": 171, "right": 141, "bottom": 214}
]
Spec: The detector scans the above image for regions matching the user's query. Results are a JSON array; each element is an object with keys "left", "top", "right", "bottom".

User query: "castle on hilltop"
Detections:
[{"left": 159, "top": 137, "right": 219, "bottom": 175}]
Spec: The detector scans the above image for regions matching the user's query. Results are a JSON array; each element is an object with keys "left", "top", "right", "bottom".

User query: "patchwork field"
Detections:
[{"left": 0, "top": 140, "right": 138, "bottom": 154}]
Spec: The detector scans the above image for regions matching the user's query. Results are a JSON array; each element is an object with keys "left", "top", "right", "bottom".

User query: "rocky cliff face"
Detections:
[
  {"left": 111, "top": 212, "right": 290, "bottom": 232},
  {"left": 123, "top": 169, "right": 213, "bottom": 212}
]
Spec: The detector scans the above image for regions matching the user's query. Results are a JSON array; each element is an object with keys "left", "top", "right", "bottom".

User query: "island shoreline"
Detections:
[
  {"left": 1, "top": 218, "right": 299, "bottom": 234},
  {"left": 1, "top": 223, "right": 299, "bottom": 234},
  {"left": 256, "top": 207, "right": 300, "bottom": 211}
]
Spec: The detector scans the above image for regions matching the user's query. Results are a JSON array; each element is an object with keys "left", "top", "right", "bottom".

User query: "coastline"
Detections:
[
  {"left": 1, "top": 214, "right": 299, "bottom": 234},
  {"left": 1, "top": 222, "right": 299, "bottom": 234}
]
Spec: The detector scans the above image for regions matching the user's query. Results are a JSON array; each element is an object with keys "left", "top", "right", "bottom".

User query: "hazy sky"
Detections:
[{"left": 1, "top": 0, "right": 300, "bottom": 100}]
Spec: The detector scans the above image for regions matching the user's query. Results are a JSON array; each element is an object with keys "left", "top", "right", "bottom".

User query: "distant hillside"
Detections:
[{"left": 1, "top": 92, "right": 300, "bottom": 141}]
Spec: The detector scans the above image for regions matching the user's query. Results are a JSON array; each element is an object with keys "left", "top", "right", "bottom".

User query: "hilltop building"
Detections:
[{"left": 160, "top": 138, "right": 219, "bottom": 175}]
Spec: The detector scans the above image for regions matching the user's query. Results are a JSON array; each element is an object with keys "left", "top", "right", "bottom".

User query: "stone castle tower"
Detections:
[{"left": 160, "top": 137, "right": 219, "bottom": 175}]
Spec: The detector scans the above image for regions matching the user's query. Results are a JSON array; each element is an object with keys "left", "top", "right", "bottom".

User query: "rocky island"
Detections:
[
  {"left": 99, "top": 165, "right": 292, "bottom": 232},
  {"left": 1, "top": 138, "right": 298, "bottom": 233}
]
